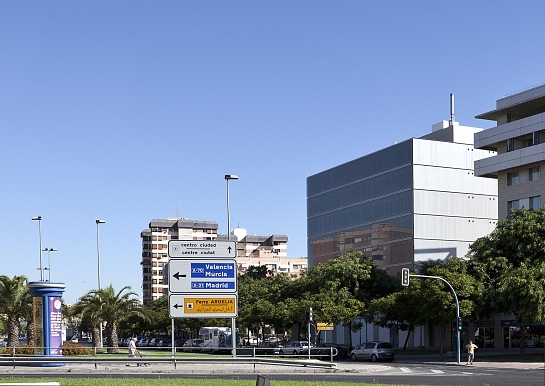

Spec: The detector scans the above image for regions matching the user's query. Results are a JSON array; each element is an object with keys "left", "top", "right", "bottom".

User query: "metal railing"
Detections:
[{"left": 0, "top": 346, "right": 338, "bottom": 370}]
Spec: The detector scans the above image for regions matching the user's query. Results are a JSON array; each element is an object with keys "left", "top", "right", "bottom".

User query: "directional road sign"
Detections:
[
  {"left": 168, "top": 240, "right": 236, "bottom": 259},
  {"left": 169, "top": 260, "right": 237, "bottom": 293},
  {"left": 169, "top": 294, "right": 237, "bottom": 318}
]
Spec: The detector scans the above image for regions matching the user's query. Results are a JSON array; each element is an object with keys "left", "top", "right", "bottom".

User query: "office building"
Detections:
[
  {"left": 307, "top": 120, "right": 498, "bottom": 273},
  {"left": 473, "top": 84, "right": 545, "bottom": 349},
  {"left": 475, "top": 83, "right": 545, "bottom": 218}
]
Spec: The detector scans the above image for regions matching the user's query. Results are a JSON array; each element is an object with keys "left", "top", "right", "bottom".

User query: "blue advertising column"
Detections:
[{"left": 28, "top": 282, "right": 66, "bottom": 361}]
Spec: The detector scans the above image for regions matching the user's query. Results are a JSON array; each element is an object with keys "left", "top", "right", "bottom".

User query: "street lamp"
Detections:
[
  {"left": 224, "top": 174, "right": 238, "bottom": 358},
  {"left": 32, "top": 216, "right": 43, "bottom": 281},
  {"left": 96, "top": 220, "right": 105, "bottom": 348},
  {"left": 96, "top": 220, "right": 106, "bottom": 290},
  {"left": 224, "top": 175, "right": 238, "bottom": 240},
  {"left": 42, "top": 248, "right": 57, "bottom": 281}
]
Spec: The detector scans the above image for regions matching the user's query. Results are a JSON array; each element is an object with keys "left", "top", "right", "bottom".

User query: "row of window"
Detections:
[
  {"left": 507, "top": 167, "right": 540, "bottom": 186},
  {"left": 507, "top": 130, "right": 545, "bottom": 152},
  {"left": 508, "top": 196, "right": 541, "bottom": 211},
  {"left": 142, "top": 277, "right": 163, "bottom": 285}
]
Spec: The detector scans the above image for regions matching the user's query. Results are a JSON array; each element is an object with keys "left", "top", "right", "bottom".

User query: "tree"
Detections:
[
  {"left": 468, "top": 208, "right": 545, "bottom": 356},
  {"left": 301, "top": 251, "right": 374, "bottom": 348},
  {"left": 73, "top": 285, "right": 145, "bottom": 353},
  {"left": 0, "top": 275, "right": 30, "bottom": 348},
  {"left": 368, "top": 276, "right": 426, "bottom": 349},
  {"left": 418, "top": 258, "right": 478, "bottom": 359}
]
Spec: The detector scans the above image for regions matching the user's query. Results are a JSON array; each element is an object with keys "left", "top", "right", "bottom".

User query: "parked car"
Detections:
[
  {"left": 311, "top": 343, "right": 348, "bottom": 360},
  {"left": 137, "top": 338, "right": 149, "bottom": 346},
  {"left": 350, "top": 341, "right": 395, "bottom": 362},
  {"left": 70, "top": 337, "right": 79, "bottom": 343},
  {"left": 157, "top": 339, "right": 172, "bottom": 349},
  {"left": 255, "top": 340, "right": 281, "bottom": 355},
  {"left": 279, "top": 341, "right": 312, "bottom": 356},
  {"left": 183, "top": 338, "right": 204, "bottom": 351}
]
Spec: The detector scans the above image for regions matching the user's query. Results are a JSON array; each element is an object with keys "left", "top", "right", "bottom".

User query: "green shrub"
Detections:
[
  {"left": 62, "top": 342, "right": 92, "bottom": 356},
  {"left": 0, "top": 344, "right": 36, "bottom": 355}
]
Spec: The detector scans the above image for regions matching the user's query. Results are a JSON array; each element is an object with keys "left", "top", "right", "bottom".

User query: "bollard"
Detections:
[{"left": 256, "top": 374, "right": 271, "bottom": 386}]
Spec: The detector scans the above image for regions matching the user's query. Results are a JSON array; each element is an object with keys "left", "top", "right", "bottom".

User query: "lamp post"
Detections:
[
  {"left": 224, "top": 174, "right": 238, "bottom": 357},
  {"left": 32, "top": 216, "right": 43, "bottom": 281},
  {"left": 96, "top": 220, "right": 106, "bottom": 290},
  {"left": 225, "top": 174, "right": 238, "bottom": 240},
  {"left": 96, "top": 220, "right": 105, "bottom": 348},
  {"left": 42, "top": 248, "right": 57, "bottom": 281}
]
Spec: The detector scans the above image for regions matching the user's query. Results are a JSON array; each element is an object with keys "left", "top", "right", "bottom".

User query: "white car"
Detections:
[{"left": 70, "top": 337, "right": 79, "bottom": 343}]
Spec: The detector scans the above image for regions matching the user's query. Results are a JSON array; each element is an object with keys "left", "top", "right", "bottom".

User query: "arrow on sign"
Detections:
[
  {"left": 173, "top": 272, "right": 187, "bottom": 280},
  {"left": 173, "top": 303, "right": 181, "bottom": 309},
  {"left": 228, "top": 246, "right": 232, "bottom": 254}
]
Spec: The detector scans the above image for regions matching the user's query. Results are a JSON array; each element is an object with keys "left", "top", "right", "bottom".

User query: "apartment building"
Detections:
[
  {"left": 474, "top": 83, "right": 545, "bottom": 219},
  {"left": 307, "top": 120, "right": 498, "bottom": 274},
  {"left": 140, "top": 218, "right": 218, "bottom": 303},
  {"left": 229, "top": 228, "right": 307, "bottom": 275},
  {"left": 142, "top": 219, "right": 306, "bottom": 302}
]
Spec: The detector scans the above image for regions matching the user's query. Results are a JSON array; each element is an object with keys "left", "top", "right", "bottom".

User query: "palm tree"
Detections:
[
  {"left": 73, "top": 285, "right": 145, "bottom": 353},
  {"left": 0, "top": 275, "right": 30, "bottom": 347},
  {"left": 71, "top": 293, "right": 102, "bottom": 347}
]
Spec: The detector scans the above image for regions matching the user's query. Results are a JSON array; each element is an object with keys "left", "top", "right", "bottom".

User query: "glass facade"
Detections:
[{"left": 307, "top": 140, "right": 414, "bottom": 270}]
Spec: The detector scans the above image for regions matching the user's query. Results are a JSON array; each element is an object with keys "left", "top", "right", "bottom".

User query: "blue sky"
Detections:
[{"left": 1, "top": 1, "right": 544, "bottom": 304}]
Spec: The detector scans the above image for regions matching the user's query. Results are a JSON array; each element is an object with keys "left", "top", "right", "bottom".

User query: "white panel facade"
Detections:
[
  {"left": 413, "top": 164, "right": 498, "bottom": 195},
  {"left": 414, "top": 190, "right": 497, "bottom": 219},
  {"left": 414, "top": 214, "right": 496, "bottom": 241},
  {"left": 413, "top": 139, "right": 476, "bottom": 169}
]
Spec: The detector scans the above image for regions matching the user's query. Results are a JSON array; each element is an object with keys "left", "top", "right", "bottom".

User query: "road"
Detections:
[{"left": 1, "top": 350, "right": 543, "bottom": 386}]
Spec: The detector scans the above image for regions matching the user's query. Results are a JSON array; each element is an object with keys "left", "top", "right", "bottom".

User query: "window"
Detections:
[
  {"left": 530, "top": 196, "right": 541, "bottom": 210},
  {"left": 530, "top": 167, "right": 540, "bottom": 181},
  {"left": 507, "top": 172, "right": 519, "bottom": 186},
  {"left": 508, "top": 200, "right": 520, "bottom": 211}
]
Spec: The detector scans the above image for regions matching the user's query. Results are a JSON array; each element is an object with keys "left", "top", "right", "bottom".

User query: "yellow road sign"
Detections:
[
  {"left": 184, "top": 297, "right": 235, "bottom": 313},
  {"left": 317, "top": 322, "right": 334, "bottom": 331},
  {"left": 169, "top": 294, "right": 237, "bottom": 318}
]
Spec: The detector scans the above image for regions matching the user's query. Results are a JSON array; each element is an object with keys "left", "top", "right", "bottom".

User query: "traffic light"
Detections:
[
  {"left": 306, "top": 308, "right": 313, "bottom": 322},
  {"left": 401, "top": 268, "right": 410, "bottom": 286},
  {"left": 457, "top": 317, "right": 462, "bottom": 331}
]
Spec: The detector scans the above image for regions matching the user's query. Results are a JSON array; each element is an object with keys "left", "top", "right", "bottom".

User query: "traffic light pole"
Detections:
[{"left": 409, "top": 274, "right": 461, "bottom": 364}]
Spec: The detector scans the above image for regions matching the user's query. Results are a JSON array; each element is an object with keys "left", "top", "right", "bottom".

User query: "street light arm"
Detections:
[{"left": 410, "top": 273, "right": 461, "bottom": 364}]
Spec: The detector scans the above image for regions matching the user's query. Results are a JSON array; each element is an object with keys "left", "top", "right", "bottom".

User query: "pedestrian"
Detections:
[
  {"left": 465, "top": 340, "right": 478, "bottom": 365},
  {"left": 127, "top": 337, "right": 139, "bottom": 366}
]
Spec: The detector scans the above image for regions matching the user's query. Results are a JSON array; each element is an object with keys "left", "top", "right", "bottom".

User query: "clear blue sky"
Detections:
[{"left": 1, "top": 1, "right": 544, "bottom": 304}]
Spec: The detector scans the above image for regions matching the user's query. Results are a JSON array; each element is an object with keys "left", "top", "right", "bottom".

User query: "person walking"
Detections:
[
  {"left": 465, "top": 340, "right": 478, "bottom": 365},
  {"left": 127, "top": 337, "right": 138, "bottom": 366}
]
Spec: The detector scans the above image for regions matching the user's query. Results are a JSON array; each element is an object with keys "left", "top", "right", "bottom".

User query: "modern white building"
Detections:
[
  {"left": 475, "top": 83, "right": 545, "bottom": 219},
  {"left": 308, "top": 116, "right": 498, "bottom": 349},
  {"left": 307, "top": 120, "right": 498, "bottom": 276}
]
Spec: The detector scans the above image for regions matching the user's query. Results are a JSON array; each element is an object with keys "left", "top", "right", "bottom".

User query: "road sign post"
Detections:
[{"left": 168, "top": 240, "right": 238, "bottom": 319}]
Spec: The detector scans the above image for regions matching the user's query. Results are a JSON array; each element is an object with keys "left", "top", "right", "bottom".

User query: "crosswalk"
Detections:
[{"left": 398, "top": 366, "right": 446, "bottom": 374}]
